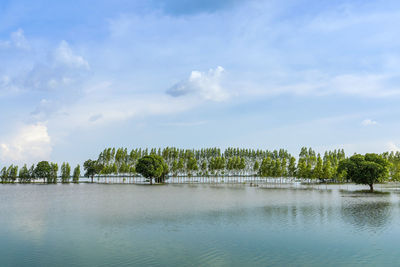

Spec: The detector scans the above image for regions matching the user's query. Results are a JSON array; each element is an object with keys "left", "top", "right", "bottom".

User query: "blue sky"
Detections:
[{"left": 1, "top": 0, "right": 400, "bottom": 165}]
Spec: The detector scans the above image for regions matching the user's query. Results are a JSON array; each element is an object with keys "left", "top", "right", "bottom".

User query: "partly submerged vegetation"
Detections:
[{"left": 0, "top": 147, "right": 397, "bottom": 191}]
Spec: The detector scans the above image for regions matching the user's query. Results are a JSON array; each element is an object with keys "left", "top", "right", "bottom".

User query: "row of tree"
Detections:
[
  {"left": 1, "top": 147, "right": 399, "bottom": 187},
  {"left": 0, "top": 162, "right": 80, "bottom": 183},
  {"left": 86, "top": 147, "right": 349, "bottom": 181}
]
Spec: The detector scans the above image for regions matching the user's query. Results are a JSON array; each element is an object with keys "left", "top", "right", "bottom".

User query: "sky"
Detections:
[{"left": 1, "top": 0, "right": 400, "bottom": 166}]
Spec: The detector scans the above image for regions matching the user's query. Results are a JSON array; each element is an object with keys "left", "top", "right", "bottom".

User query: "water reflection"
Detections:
[
  {"left": 1, "top": 184, "right": 400, "bottom": 266},
  {"left": 341, "top": 200, "right": 392, "bottom": 233}
]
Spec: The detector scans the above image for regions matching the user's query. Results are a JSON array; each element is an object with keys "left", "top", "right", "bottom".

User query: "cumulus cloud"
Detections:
[
  {"left": 167, "top": 66, "right": 229, "bottom": 101},
  {"left": 361, "top": 119, "right": 378, "bottom": 126},
  {"left": 0, "top": 123, "right": 52, "bottom": 163}
]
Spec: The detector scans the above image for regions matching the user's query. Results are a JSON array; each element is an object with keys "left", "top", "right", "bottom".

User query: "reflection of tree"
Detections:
[{"left": 341, "top": 201, "right": 392, "bottom": 231}]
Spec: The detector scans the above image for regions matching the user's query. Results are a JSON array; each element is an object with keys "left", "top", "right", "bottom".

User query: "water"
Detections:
[{"left": 0, "top": 183, "right": 400, "bottom": 266}]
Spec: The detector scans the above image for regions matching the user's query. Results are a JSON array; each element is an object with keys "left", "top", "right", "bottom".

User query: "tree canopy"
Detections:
[
  {"left": 338, "top": 153, "right": 389, "bottom": 192},
  {"left": 135, "top": 155, "right": 169, "bottom": 184},
  {"left": 34, "top": 161, "right": 52, "bottom": 183}
]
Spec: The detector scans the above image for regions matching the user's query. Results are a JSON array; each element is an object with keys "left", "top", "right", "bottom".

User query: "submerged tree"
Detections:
[
  {"left": 34, "top": 161, "right": 52, "bottom": 183},
  {"left": 84, "top": 160, "right": 101, "bottom": 183},
  {"left": 61, "top": 162, "right": 71, "bottom": 183},
  {"left": 338, "top": 153, "right": 389, "bottom": 192},
  {"left": 135, "top": 155, "right": 169, "bottom": 185},
  {"left": 73, "top": 165, "right": 81, "bottom": 183}
]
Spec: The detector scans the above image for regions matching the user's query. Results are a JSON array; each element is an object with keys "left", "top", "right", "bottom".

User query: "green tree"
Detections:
[
  {"left": 253, "top": 161, "right": 260, "bottom": 174},
  {"left": 83, "top": 160, "right": 101, "bottom": 183},
  {"left": 19, "top": 164, "right": 30, "bottom": 183},
  {"left": 186, "top": 157, "right": 198, "bottom": 177},
  {"left": 322, "top": 159, "right": 332, "bottom": 181},
  {"left": 135, "top": 155, "right": 169, "bottom": 185},
  {"left": 7, "top": 165, "right": 18, "bottom": 183},
  {"left": 338, "top": 153, "right": 389, "bottom": 192},
  {"left": 313, "top": 155, "right": 323, "bottom": 179},
  {"left": 288, "top": 156, "right": 296, "bottom": 177},
  {"left": 35, "top": 161, "right": 52, "bottom": 183},
  {"left": 297, "top": 158, "right": 307, "bottom": 178},
  {"left": 84, "top": 159, "right": 102, "bottom": 183},
  {"left": 50, "top": 163, "right": 58, "bottom": 183},
  {"left": 61, "top": 162, "right": 71, "bottom": 183},
  {"left": 72, "top": 165, "right": 80, "bottom": 183}
]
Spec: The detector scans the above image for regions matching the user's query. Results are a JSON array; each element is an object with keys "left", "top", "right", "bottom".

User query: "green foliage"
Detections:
[
  {"left": 83, "top": 159, "right": 101, "bottom": 178},
  {"left": 135, "top": 155, "right": 169, "bottom": 184},
  {"left": 61, "top": 162, "right": 71, "bottom": 183},
  {"left": 19, "top": 164, "right": 31, "bottom": 183},
  {"left": 338, "top": 153, "right": 389, "bottom": 191},
  {"left": 73, "top": 165, "right": 81, "bottom": 183},
  {"left": 35, "top": 161, "right": 53, "bottom": 183},
  {"left": 313, "top": 155, "right": 323, "bottom": 179}
]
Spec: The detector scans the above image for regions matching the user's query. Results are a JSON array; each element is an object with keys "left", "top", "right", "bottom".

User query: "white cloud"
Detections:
[
  {"left": 0, "top": 29, "right": 29, "bottom": 50},
  {"left": 54, "top": 40, "right": 89, "bottom": 70},
  {"left": 0, "top": 123, "right": 52, "bottom": 163},
  {"left": 361, "top": 119, "right": 378, "bottom": 126},
  {"left": 10, "top": 29, "right": 30, "bottom": 49},
  {"left": 0, "top": 38, "right": 90, "bottom": 96},
  {"left": 387, "top": 142, "right": 400, "bottom": 152},
  {"left": 167, "top": 66, "right": 229, "bottom": 101}
]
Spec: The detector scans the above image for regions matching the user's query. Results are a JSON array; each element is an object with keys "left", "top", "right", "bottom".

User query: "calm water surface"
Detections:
[{"left": 1, "top": 183, "right": 400, "bottom": 266}]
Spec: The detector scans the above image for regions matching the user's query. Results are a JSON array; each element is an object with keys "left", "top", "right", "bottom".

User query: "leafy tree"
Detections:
[
  {"left": 338, "top": 153, "right": 389, "bottom": 192},
  {"left": 73, "top": 165, "right": 81, "bottom": 183},
  {"left": 313, "top": 155, "right": 323, "bottom": 179},
  {"left": 0, "top": 167, "right": 8, "bottom": 183},
  {"left": 322, "top": 159, "right": 332, "bottom": 181},
  {"left": 61, "top": 162, "right": 71, "bottom": 183},
  {"left": 136, "top": 155, "right": 169, "bottom": 184},
  {"left": 177, "top": 158, "right": 184, "bottom": 175},
  {"left": 50, "top": 163, "right": 59, "bottom": 183},
  {"left": 186, "top": 157, "right": 198, "bottom": 177},
  {"left": 35, "top": 161, "right": 52, "bottom": 183},
  {"left": 253, "top": 161, "right": 260, "bottom": 174},
  {"left": 8, "top": 165, "right": 18, "bottom": 183},
  {"left": 288, "top": 156, "right": 296, "bottom": 177},
  {"left": 297, "top": 158, "right": 307, "bottom": 178},
  {"left": 281, "top": 158, "right": 288, "bottom": 177},
  {"left": 201, "top": 161, "right": 208, "bottom": 176},
  {"left": 19, "top": 164, "right": 30, "bottom": 183},
  {"left": 84, "top": 159, "right": 102, "bottom": 183}
]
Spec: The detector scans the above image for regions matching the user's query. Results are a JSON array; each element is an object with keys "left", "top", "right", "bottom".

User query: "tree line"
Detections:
[
  {"left": 1, "top": 162, "right": 80, "bottom": 183},
  {"left": 1, "top": 147, "right": 400, "bottom": 186}
]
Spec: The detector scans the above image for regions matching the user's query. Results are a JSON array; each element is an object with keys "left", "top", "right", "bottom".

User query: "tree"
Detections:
[
  {"left": 338, "top": 153, "right": 389, "bottom": 192},
  {"left": 288, "top": 156, "right": 296, "bottom": 177},
  {"left": 297, "top": 158, "right": 307, "bottom": 178},
  {"left": 84, "top": 159, "right": 101, "bottom": 183},
  {"left": 9, "top": 165, "right": 18, "bottom": 183},
  {"left": 313, "top": 155, "right": 323, "bottom": 179},
  {"left": 35, "top": 161, "right": 52, "bottom": 183},
  {"left": 135, "top": 155, "right": 169, "bottom": 185},
  {"left": 19, "top": 164, "right": 30, "bottom": 183},
  {"left": 322, "top": 159, "right": 332, "bottom": 181},
  {"left": 50, "top": 163, "right": 58, "bottom": 183},
  {"left": 253, "top": 161, "right": 260, "bottom": 175},
  {"left": 186, "top": 157, "right": 198, "bottom": 177},
  {"left": 73, "top": 165, "right": 80, "bottom": 183},
  {"left": 61, "top": 162, "right": 71, "bottom": 183}
]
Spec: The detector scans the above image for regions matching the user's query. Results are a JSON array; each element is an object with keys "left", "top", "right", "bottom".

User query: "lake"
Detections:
[{"left": 0, "top": 183, "right": 399, "bottom": 266}]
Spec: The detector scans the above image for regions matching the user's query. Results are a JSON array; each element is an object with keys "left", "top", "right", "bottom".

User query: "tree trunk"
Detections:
[
  {"left": 369, "top": 184, "right": 374, "bottom": 192},
  {"left": 150, "top": 178, "right": 153, "bottom": 185}
]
